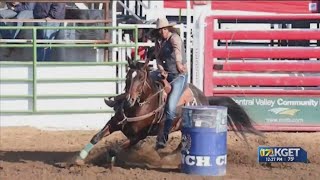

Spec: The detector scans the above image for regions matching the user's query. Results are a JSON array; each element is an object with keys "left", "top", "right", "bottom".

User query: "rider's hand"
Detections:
[
  {"left": 45, "top": 17, "right": 52, "bottom": 21},
  {"left": 160, "top": 70, "right": 168, "bottom": 79},
  {"left": 162, "top": 92, "right": 168, "bottom": 102},
  {"left": 177, "top": 61, "right": 187, "bottom": 74}
]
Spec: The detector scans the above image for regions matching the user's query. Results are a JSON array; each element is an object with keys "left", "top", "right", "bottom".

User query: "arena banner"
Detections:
[{"left": 232, "top": 97, "right": 320, "bottom": 127}]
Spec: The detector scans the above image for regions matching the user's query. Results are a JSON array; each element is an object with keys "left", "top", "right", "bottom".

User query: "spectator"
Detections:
[
  {"left": 33, "top": 3, "right": 66, "bottom": 61},
  {"left": 0, "top": 2, "right": 35, "bottom": 57},
  {"left": 130, "top": 28, "right": 151, "bottom": 61}
]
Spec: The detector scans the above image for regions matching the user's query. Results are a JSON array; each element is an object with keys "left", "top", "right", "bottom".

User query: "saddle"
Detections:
[
  {"left": 159, "top": 78, "right": 195, "bottom": 107},
  {"left": 149, "top": 78, "right": 196, "bottom": 134}
]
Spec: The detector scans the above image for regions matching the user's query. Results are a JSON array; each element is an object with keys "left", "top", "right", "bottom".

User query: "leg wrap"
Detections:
[{"left": 79, "top": 143, "right": 94, "bottom": 159}]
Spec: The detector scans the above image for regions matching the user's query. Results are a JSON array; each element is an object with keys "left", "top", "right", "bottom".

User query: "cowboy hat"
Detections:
[
  {"left": 149, "top": 17, "right": 176, "bottom": 39},
  {"left": 154, "top": 17, "right": 176, "bottom": 30}
]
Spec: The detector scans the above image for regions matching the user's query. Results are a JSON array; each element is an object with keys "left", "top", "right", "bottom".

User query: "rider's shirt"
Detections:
[{"left": 156, "top": 33, "right": 187, "bottom": 74}]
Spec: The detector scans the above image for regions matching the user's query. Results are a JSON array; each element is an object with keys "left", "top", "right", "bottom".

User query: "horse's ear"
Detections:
[
  {"left": 143, "top": 58, "right": 150, "bottom": 70},
  {"left": 146, "top": 46, "right": 156, "bottom": 60},
  {"left": 126, "top": 56, "right": 135, "bottom": 68}
]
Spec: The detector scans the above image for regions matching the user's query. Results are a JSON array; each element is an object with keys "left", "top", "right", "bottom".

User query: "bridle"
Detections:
[
  {"left": 119, "top": 69, "right": 166, "bottom": 126},
  {"left": 128, "top": 69, "right": 153, "bottom": 106}
]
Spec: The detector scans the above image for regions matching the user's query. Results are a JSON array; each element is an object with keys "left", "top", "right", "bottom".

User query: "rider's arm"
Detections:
[{"left": 170, "top": 34, "right": 186, "bottom": 73}]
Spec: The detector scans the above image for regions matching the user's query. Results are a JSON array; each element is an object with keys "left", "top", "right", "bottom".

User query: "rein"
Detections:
[{"left": 122, "top": 103, "right": 165, "bottom": 123}]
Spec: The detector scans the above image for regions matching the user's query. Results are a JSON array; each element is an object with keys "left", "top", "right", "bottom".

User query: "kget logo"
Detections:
[
  {"left": 258, "top": 146, "right": 308, "bottom": 163},
  {"left": 259, "top": 148, "right": 274, "bottom": 157}
]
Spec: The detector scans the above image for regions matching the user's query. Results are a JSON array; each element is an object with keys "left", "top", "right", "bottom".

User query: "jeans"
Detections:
[
  {"left": 150, "top": 71, "right": 188, "bottom": 136},
  {"left": 35, "top": 22, "right": 61, "bottom": 61},
  {"left": 0, "top": 10, "right": 33, "bottom": 39}
]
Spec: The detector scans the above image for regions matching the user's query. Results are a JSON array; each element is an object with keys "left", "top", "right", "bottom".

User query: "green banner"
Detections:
[{"left": 232, "top": 97, "right": 320, "bottom": 125}]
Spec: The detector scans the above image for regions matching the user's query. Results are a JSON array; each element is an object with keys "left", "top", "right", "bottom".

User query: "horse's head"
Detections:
[{"left": 126, "top": 58, "right": 151, "bottom": 107}]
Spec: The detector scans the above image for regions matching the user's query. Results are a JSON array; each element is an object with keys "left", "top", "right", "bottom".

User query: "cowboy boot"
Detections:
[
  {"left": 156, "top": 119, "right": 172, "bottom": 149},
  {"left": 104, "top": 93, "right": 126, "bottom": 107},
  {"left": 104, "top": 97, "right": 116, "bottom": 107}
]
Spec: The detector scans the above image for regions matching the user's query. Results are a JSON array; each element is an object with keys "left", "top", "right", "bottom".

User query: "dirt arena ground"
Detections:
[{"left": 0, "top": 127, "right": 319, "bottom": 180}]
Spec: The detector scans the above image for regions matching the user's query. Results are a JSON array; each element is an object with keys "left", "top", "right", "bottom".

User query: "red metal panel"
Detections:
[
  {"left": 163, "top": 1, "right": 311, "bottom": 14},
  {"left": 212, "top": 1, "right": 311, "bottom": 14},
  {"left": 206, "top": 14, "right": 320, "bottom": 21},
  {"left": 212, "top": 76, "right": 320, "bottom": 86},
  {"left": 211, "top": 89, "right": 320, "bottom": 96},
  {"left": 217, "top": 62, "right": 320, "bottom": 72},
  {"left": 213, "top": 30, "right": 320, "bottom": 40},
  {"left": 204, "top": 14, "right": 320, "bottom": 132},
  {"left": 212, "top": 48, "right": 320, "bottom": 59}
]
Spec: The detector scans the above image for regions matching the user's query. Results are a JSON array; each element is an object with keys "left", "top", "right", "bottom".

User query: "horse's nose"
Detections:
[{"left": 130, "top": 97, "right": 135, "bottom": 103}]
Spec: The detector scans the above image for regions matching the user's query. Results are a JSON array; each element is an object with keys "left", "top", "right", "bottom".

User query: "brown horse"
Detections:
[{"left": 75, "top": 58, "right": 263, "bottom": 165}]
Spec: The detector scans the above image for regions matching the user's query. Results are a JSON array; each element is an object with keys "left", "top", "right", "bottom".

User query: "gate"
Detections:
[{"left": 203, "top": 14, "right": 320, "bottom": 131}]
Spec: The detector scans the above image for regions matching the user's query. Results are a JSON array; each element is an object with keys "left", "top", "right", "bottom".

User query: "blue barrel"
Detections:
[{"left": 180, "top": 106, "right": 228, "bottom": 176}]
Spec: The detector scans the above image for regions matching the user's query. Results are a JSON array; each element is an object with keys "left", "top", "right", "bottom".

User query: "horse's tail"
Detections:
[{"left": 207, "top": 96, "right": 265, "bottom": 141}]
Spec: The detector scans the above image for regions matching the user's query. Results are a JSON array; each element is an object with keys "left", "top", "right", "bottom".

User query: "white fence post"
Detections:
[
  {"left": 192, "top": 4, "right": 211, "bottom": 91},
  {"left": 186, "top": 0, "right": 192, "bottom": 83}
]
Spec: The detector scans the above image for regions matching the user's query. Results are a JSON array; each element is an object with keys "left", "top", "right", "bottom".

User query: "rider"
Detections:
[
  {"left": 105, "top": 17, "right": 188, "bottom": 149},
  {"left": 150, "top": 17, "right": 188, "bottom": 149}
]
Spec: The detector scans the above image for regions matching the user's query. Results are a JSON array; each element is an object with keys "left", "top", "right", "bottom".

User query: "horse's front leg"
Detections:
[{"left": 76, "top": 115, "right": 122, "bottom": 164}]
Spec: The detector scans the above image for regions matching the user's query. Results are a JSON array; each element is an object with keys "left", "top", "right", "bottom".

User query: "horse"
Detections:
[{"left": 75, "top": 57, "right": 263, "bottom": 165}]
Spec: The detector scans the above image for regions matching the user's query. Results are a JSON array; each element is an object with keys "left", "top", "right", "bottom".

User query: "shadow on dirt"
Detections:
[
  {"left": 0, "top": 151, "right": 78, "bottom": 165},
  {"left": 0, "top": 135, "right": 182, "bottom": 172},
  {"left": 0, "top": 148, "right": 180, "bottom": 173}
]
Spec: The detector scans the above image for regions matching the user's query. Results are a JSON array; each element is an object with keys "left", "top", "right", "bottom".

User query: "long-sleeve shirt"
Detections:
[
  {"left": 33, "top": 3, "right": 66, "bottom": 19},
  {"left": 155, "top": 33, "right": 186, "bottom": 74}
]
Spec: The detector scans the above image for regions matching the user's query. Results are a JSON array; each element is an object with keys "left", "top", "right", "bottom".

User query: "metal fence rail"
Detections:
[{"left": 0, "top": 25, "right": 138, "bottom": 114}]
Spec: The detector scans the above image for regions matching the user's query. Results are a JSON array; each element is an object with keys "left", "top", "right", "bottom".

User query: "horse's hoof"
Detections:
[{"left": 74, "top": 157, "right": 86, "bottom": 166}]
